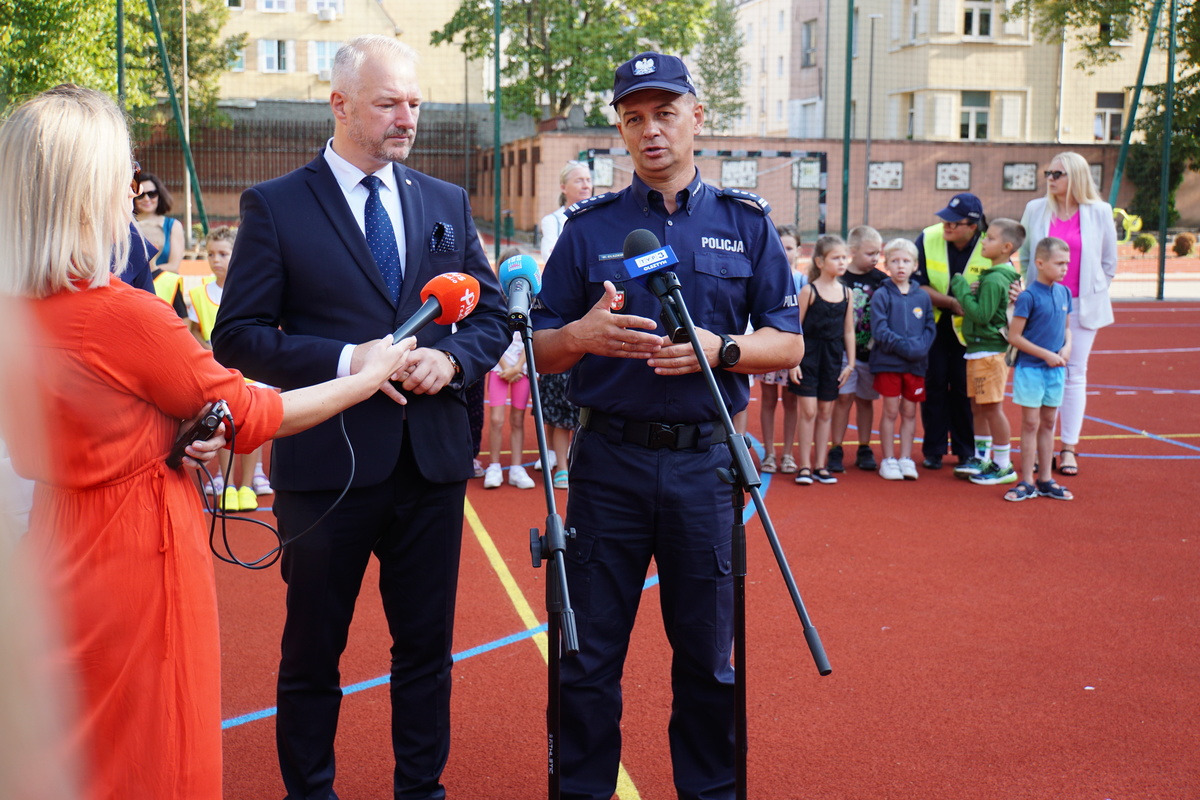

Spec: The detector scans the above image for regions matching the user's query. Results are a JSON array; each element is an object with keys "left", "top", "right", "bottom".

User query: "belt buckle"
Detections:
[{"left": 648, "top": 422, "right": 679, "bottom": 449}]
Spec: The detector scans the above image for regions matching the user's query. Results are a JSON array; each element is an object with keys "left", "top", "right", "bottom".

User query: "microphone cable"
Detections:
[{"left": 191, "top": 409, "right": 357, "bottom": 571}]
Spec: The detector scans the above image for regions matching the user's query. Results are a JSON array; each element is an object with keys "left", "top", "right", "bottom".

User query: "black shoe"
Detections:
[
  {"left": 855, "top": 445, "right": 877, "bottom": 471},
  {"left": 922, "top": 455, "right": 943, "bottom": 470},
  {"left": 827, "top": 445, "right": 845, "bottom": 473}
]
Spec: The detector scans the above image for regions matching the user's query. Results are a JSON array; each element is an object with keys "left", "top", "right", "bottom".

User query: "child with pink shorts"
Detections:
[{"left": 482, "top": 332, "right": 536, "bottom": 489}]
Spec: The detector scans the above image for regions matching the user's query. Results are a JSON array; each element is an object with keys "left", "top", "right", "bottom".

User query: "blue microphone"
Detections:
[
  {"left": 499, "top": 253, "right": 542, "bottom": 329},
  {"left": 622, "top": 229, "right": 688, "bottom": 343}
]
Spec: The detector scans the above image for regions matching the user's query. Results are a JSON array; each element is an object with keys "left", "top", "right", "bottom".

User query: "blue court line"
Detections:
[{"left": 222, "top": 574, "right": 663, "bottom": 731}]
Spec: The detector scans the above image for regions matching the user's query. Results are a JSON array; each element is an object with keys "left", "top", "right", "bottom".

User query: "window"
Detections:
[
  {"left": 312, "top": 41, "right": 338, "bottom": 74},
  {"left": 1099, "top": 15, "right": 1132, "bottom": 45},
  {"left": 964, "top": 1, "right": 993, "bottom": 37},
  {"left": 906, "top": 94, "right": 916, "bottom": 138},
  {"left": 230, "top": 48, "right": 245, "bottom": 72},
  {"left": 801, "top": 20, "right": 817, "bottom": 67},
  {"left": 1095, "top": 92, "right": 1124, "bottom": 142},
  {"left": 853, "top": 8, "right": 860, "bottom": 58},
  {"left": 260, "top": 40, "right": 290, "bottom": 73},
  {"left": 313, "top": 0, "right": 342, "bottom": 10},
  {"left": 776, "top": 99, "right": 783, "bottom": 120},
  {"left": 778, "top": 10, "right": 786, "bottom": 31},
  {"left": 746, "top": 23, "right": 753, "bottom": 46},
  {"left": 227, "top": 0, "right": 242, "bottom": 7},
  {"left": 260, "top": 0, "right": 289, "bottom": 10},
  {"left": 960, "top": 91, "right": 990, "bottom": 140},
  {"left": 910, "top": 0, "right": 920, "bottom": 41},
  {"left": 777, "top": 56, "right": 784, "bottom": 77}
]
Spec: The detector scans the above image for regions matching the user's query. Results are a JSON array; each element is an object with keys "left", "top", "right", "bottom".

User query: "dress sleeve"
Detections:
[{"left": 89, "top": 285, "right": 284, "bottom": 453}]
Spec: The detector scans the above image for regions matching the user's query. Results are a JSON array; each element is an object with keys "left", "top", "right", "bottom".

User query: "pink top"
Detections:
[{"left": 1048, "top": 210, "right": 1082, "bottom": 297}]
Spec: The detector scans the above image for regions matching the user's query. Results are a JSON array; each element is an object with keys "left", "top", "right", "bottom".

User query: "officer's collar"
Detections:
[{"left": 630, "top": 169, "right": 705, "bottom": 216}]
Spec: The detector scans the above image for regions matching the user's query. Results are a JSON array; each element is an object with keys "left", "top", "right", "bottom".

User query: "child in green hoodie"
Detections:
[{"left": 950, "top": 218, "right": 1025, "bottom": 485}]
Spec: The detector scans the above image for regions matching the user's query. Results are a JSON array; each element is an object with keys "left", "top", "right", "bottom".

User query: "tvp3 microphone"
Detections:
[
  {"left": 621, "top": 229, "right": 688, "bottom": 343},
  {"left": 498, "top": 253, "right": 541, "bottom": 330},
  {"left": 392, "top": 272, "right": 481, "bottom": 343}
]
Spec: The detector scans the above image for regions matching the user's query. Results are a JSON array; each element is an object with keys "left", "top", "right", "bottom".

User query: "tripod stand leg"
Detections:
[{"left": 731, "top": 484, "right": 748, "bottom": 800}]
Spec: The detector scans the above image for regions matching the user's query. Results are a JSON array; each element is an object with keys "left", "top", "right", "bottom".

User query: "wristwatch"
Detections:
[{"left": 717, "top": 333, "right": 741, "bottom": 369}]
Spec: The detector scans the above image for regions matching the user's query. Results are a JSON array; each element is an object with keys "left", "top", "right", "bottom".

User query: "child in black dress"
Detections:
[{"left": 789, "top": 235, "right": 855, "bottom": 484}]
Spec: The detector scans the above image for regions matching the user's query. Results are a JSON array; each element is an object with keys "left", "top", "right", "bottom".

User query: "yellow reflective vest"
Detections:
[
  {"left": 152, "top": 269, "right": 182, "bottom": 306},
  {"left": 189, "top": 277, "right": 219, "bottom": 343},
  {"left": 921, "top": 223, "right": 991, "bottom": 345}
]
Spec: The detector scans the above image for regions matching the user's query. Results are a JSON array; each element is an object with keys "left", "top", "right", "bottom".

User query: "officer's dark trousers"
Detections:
[
  {"left": 274, "top": 437, "right": 464, "bottom": 800},
  {"left": 560, "top": 425, "right": 736, "bottom": 800},
  {"left": 921, "top": 318, "right": 974, "bottom": 462}
]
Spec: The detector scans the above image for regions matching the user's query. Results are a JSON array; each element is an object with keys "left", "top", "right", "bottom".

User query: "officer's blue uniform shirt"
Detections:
[{"left": 532, "top": 169, "right": 801, "bottom": 423}]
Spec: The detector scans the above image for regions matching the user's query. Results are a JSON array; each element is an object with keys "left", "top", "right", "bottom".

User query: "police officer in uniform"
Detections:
[
  {"left": 531, "top": 52, "right": 804, "bottom": 800},
  {"left": 913, "top": 193, "right": 989, "bottom": 470}
]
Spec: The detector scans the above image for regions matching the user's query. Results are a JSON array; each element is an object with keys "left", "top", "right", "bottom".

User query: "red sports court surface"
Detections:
[{"left": 218, "top": 301, "right": 1199, "bottom": 799}]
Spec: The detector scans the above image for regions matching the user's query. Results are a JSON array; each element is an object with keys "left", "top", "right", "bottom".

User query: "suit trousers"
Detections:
[
  {"left": 921, "top": 319, "right": 974, "bottom": 461},
  {"left": 560, "top": 426, "right": 736, "bottom": 800},
  {"left": 273, "top": 432, "right": 465, "bottom": 800}
]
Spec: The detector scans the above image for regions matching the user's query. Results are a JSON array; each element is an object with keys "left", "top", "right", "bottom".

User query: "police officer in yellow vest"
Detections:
[{"left": 913, "top": 193, "right": 990, "bottom": 470}]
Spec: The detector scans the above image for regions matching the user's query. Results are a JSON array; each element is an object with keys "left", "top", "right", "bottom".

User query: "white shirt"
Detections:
[{"left": 323, "top": 139, "right": 409, "bottom": 376}]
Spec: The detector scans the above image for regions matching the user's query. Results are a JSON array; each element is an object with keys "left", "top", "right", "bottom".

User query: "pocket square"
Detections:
[{"left": 430, "top": 222, "right": 456, "bottom": 253}]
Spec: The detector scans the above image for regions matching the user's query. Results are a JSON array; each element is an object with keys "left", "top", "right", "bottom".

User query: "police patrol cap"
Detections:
[
  {"left": 611, "top": 52, "right": 697, "bottom": 106},
  {"left": 935, "top": 193, "right": 983, "bottom": 224}
]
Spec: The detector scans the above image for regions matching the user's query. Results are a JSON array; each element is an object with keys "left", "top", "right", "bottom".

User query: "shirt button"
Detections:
[
  {"left": 721, "top": 269, "right": 727, "bottom": 275},
  {"left": 666, "top": 220, "right": 674, "bottom": 226}
]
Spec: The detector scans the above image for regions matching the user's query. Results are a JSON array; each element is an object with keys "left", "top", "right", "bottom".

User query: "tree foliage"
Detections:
[
  {"left": 432, "top": 0, "right": 706, "bottom": 121},
  {"left": 0, "top": 0, "right": 244, "bottom": 125},
  {"left": 694, "top": 0, "right": 746, "bottom": 135}
]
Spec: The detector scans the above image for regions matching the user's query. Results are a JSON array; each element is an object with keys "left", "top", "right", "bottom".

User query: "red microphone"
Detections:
[{"left": 391, "top": 272, "right": 481, "bottom": 343}]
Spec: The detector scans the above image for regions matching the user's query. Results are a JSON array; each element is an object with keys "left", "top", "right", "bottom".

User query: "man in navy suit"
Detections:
[{"left": 212, "top": 35, "right": 508, "bottom": 800}]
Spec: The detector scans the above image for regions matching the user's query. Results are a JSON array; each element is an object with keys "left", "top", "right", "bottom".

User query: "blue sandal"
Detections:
[
  {"left": 1004, "top": 481, "right": 1038, "bottom": 502},
  {"left": 552, "top": 470, "right": 569, "bottom": 490},
  {"left": 1036, "top": 479, "right": 1073, "bottom": 501}
]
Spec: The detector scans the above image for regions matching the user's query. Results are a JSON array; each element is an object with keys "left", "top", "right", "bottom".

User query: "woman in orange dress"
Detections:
[{"left": 0, "top": 85, "right": 417, "bottom": 800}]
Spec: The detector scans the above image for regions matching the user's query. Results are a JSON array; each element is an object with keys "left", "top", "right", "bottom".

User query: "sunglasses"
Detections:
[
  {"left": 1043, "top": 170, "right": 1066, "bottom": 180},
  {"left": 131, "top": 161, "right": 159, "bottom": 201}
]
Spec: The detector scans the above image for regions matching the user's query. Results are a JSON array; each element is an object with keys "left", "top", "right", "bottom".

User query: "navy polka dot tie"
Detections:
[{"left": 361, "top": 175, "right": 402, "bottom": 302}]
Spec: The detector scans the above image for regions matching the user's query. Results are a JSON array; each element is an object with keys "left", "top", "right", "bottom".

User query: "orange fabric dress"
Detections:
[{"left": 4, "top": 279, "right": 284, "bottom": 800}]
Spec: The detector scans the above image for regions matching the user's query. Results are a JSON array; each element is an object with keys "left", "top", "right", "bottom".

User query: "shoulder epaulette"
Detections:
[
  {"left": 565, "top": 192, "right": 620, "bottom": 219},
  {"left": 715, "top": 187, "right": 771, "bottom": 216}
]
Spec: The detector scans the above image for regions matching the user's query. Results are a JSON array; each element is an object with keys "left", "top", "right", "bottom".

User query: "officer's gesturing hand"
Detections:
[
  {"left": 533, "top": 280, "right": 662, "bottom": 373},
  {"left": 647, "top": 329, "right": 721, "bottom": 375}
]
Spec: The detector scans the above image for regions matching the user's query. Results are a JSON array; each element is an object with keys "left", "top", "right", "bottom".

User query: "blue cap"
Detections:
[
  {"left": 611, "top": 52, "right": 697, "bottom": 106},
  {"left": 935, "top": 193, "right": 984, "bottom": 225}
]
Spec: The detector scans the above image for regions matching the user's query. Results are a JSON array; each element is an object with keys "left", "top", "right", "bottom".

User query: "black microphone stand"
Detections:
[
  {"left": 647, "top": 271, "right": 832, "bottom": 800},
  {"left": 512, "top": 308, "right": 579, "bottom": 800}
]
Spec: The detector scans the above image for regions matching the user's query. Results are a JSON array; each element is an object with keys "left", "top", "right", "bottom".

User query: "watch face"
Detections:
[{"left": 721, "top": 336, "right": 741, "bottom": 367}]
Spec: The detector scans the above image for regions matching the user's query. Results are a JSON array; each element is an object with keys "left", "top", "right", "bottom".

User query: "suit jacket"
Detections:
[
  {"left": 1017, "top": 197, "right": 1118, "bottom": 330},
  {"left": 212, "top": 153, "right": 508, "bottom": 490}
]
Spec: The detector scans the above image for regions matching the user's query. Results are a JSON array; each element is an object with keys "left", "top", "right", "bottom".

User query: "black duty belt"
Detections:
[{"left": 579, "top": 408, "right": 728, "bottom": 451}]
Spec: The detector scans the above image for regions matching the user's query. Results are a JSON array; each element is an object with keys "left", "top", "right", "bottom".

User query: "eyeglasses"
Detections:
[
  {"left": 943, "top": 220, "right": 972, "bottom": 229},
  {"left": 1043, "top": 170, "right": 1066, "bottom": 180}
]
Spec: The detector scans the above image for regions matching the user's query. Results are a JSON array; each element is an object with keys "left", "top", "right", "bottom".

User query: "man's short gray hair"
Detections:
[{"left": 331, "top": 36, "right": 418, "bottom": 94}]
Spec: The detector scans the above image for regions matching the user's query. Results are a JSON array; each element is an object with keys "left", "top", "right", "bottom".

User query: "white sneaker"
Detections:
[
  {"left": 898, "top": 457, "right": 919, "bottom": 480},
  {"left": 483, "top": 463, "right": 503, "bottom": 489},
  {"left": 878, "top": 458, "right": 904, "bottom": 481},
  {"left": 533, "top": 451, "right": 557, "bottom": 472},
  {"left": 508, "top": 465, "right": 535, "bottom": 489}
]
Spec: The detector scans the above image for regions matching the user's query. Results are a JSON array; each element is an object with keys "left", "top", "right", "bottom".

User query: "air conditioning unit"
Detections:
[
  {"left": 317, "top": 7, "right": 336, "bottom": 21},
  {"left": 317, "top": 68, "right": 332, "bottom": 82}
]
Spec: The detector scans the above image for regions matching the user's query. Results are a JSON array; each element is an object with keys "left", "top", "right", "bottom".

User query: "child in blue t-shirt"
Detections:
[{"left": 1004, "top": 236, "right": 1073, "bottom": 502}]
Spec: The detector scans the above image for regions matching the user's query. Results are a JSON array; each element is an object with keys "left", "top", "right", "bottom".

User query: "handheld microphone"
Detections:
[
  {"left": 498, "top": 253, "right": 542, "bottom": 329},
  {"left": 622, "top": 229, "right": 689, "bottom": 343},
  {"left": 391, "top": 272, "right": 481, "bottom": 343}
]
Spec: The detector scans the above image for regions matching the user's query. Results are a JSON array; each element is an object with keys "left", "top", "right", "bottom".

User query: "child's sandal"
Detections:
[
  {"left": 1004, "top": 481, "right": 1038, "bottom": 502},
  {"left": 794, "top": 468, "right": 813, "bottom": 485},
  {"left": 760, "top": 454, "right": 777, "bottom": 473},
  {"left": 1036, "top": 479, "right": 1073, "bottom": 501}
]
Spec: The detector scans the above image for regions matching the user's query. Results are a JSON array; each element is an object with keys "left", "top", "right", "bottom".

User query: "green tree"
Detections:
[
  {"left": 432, "top": 0, "right": 706, "bottom": 121},
  {"left": 0, "top": 0, "right": 244, "bottom": 124},
  {"left": 694, "top": 0, "right": 746, "bottom": 135}
]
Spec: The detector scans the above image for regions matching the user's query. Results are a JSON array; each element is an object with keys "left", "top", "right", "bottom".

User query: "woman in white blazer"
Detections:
[{"left": 1018, "top": 151, "right": 1118, "bottom": 476}]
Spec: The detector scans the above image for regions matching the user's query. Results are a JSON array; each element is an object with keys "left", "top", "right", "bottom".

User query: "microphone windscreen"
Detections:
[
  {"left": 498, "top": 253, "right": 542, "bottom": 295},
  {"left": 420, "top": 272, "right": 481, "bottom": 325},
  {"left": 623, "top": 229, "right": 661, "bottom": 260}
]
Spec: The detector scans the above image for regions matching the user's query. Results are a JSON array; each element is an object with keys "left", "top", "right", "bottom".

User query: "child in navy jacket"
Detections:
[{"left": 870, "top": 239, "right": 937, "bottom": 480}]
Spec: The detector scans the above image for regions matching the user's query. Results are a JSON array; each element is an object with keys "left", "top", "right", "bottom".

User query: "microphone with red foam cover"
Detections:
[{"left": 391, "top": 272, "right": 481, "bottom": 343}]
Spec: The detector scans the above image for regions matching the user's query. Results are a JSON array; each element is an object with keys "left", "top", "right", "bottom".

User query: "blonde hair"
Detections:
[
  {"left": 205, "top": 225, "right": 238, "bottom": 247},
  {"left": 0, "top": 85, "right": 133, "bottom": 298},
  {"left": 847, "top": 225, "right": 882, "bottom": 250},
  {"left": 883, "top": 238, "right": 918, "bottom": 262},
  {"left": 332, "top": 36, "right": 418, "bottom": 96},
  {"left": 1046, "top": 151, "right": 1102, "bottom": 216}
]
